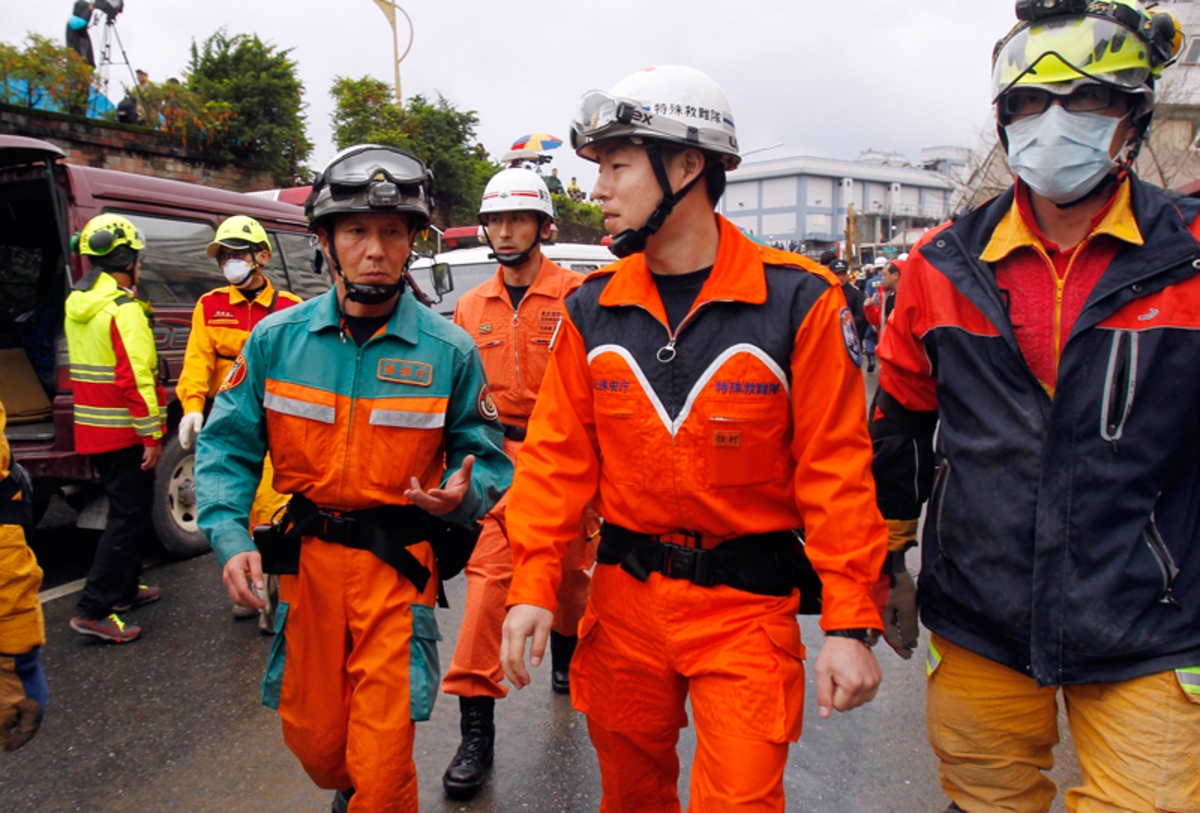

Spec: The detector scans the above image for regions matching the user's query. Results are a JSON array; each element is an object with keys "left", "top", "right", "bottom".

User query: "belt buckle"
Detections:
[
  {"left": 665, "top": 543, "right": 710, "bottom": 585},
  {"left": 321, "top": 512, "right": 354, "bottom": 544}
]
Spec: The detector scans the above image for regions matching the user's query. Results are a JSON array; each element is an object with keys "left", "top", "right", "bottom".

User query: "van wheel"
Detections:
[{"left": 152, "top": 436, "right": 210, "bottom": 558}]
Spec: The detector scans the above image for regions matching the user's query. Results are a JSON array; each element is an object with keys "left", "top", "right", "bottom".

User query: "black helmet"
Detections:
[{"left": 306, "top": 144, "right": 434, "bottom": 234}]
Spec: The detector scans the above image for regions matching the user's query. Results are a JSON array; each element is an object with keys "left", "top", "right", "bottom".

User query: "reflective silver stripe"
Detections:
[
  {"left": 134, "top": 424, "right": 162, "bottom": 436},
  {"left": 369, "top": 409, "right": 445, "bottom": 429},
  {"left": 71, "top": 370, "right": 116, "bottom": 382},
  {"left": 76, "top": 415, "right": 135, "bottom": 428},
  {"left": 925, "top": 640, "right": 942, "bottom": 678},
  {"left": 263, "top": 392, "right": 336, "bottom": 424}
]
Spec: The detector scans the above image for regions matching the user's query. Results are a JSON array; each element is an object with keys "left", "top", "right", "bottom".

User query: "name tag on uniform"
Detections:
[
  {"left": 378, "top": 359, "right": 432, "bottom": 386},
  {"left": 714, "top": 430, "right": 741, "bottom": 448},
  {"left": 479, "top": 324, "right": 492, "bottom": 334}
]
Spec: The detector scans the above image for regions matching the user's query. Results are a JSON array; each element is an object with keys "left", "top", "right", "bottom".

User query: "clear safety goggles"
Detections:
[
  {"left": 569, "top": 89, "right": 719, "bottom": 153},
  {"left": 323, "top": 146, "right": 431, "bottom": 190}
]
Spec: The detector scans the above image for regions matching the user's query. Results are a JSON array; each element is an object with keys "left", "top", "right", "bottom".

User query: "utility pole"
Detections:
[{"left": 371, "top": 0, "right": 414, "bottom": 106}]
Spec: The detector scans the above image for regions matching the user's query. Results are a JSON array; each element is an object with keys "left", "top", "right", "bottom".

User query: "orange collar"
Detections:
[
  {"left": 597, "top": 215, "right": 793, "bottom": 324},
  {"left": 478, "top": 255, "right": 572, "bottom": 304},
  {"left": 981, "top": 179, "right": 1143, "bottom": 263}
]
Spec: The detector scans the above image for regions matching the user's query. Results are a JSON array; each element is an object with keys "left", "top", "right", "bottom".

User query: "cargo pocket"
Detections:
[
  {"left": 260, "top": 600, "right": 289, "bottom": 710},
  {"left": 758, "top": 615, "right": 806, "bottom": 743},
  {"left": 1176, "top": 666, "right": 1200, "bottom": 704},
  {"left": 593, "top": 399, "right": 646, "bottom": 486},
  {"left": 408, "top": 604, "right": 442, "bottom": 722},
  {"left": 703, "top": 405, "right": 788, "bottom": 489},
  {"left": 569, "top": 608, "right": 601, "bottom": 714}
]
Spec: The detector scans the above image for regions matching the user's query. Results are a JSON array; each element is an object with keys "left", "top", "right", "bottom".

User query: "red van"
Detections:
[{"left": 0, "top": 135, "right": 330, "bottom": 556}]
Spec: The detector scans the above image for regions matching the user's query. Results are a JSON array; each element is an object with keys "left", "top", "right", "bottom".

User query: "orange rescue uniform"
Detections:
[
  {"left": 442, "top": 256, "right": 598, "bottom": 699},
  {"left": 506, "top": 218, "right": 887, "bottom": 811}
]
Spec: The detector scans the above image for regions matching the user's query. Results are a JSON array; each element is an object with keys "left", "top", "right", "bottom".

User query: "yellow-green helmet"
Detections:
[
  {"left": 992, "top": 0, "right": 1183, "bottom": 100},
  {"left": 73, "top": 213, "right": 145, "bottom": 257},
  {"left": 206, "top": 215, "right": 270, "bottom": 259}
]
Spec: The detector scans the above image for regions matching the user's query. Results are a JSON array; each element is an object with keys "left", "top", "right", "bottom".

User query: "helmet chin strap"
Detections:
[
  {"left": 483, "top": 217, "right": 544, "bottom": 268},
  {"left": 609, "top": 141, "right": 703, "bottom": 259},
  {"left": 327, "top": 242, "right": 406, "bottom": 306}
]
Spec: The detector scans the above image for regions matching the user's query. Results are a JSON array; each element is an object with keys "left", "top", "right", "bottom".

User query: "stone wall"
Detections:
[{"left": 0, "top": 104, "right": 276, "bottom": 192}]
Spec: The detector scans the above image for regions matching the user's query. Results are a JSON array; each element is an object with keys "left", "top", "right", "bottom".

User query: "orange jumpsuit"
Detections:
[
  {"left": 196, "top": 290, "right": 511, "bottom": 812},
  {"left": 506, "top": 217, "right": 887, "bottom": 812},
  {"left": 442, "top": 256, "right": 598, "bottom": 699},
  {"left": 176, "top": 280, "right": 301, "bottom": 527}
]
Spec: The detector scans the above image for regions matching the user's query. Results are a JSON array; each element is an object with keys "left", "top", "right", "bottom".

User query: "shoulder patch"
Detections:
[
  {"left": 378, "top": 359, "right": 432, "bottom": 386},
  {"left": 840, "top": 308, "right": 863, "bottom": 367},
  {"left": 478, "top": 384, "right": 498, "bottom": 422},
  {"left": 219, "top": 353, "right": 248, "bottom": 392}
]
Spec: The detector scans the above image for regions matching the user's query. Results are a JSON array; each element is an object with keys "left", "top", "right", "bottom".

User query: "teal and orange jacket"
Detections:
[{"left": 195, "top": 288, "right": 512, "bottom": 567}]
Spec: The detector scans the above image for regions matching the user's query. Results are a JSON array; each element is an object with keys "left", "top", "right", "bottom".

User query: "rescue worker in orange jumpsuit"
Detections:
[
  {"left": 176, "top": 215, "right": 301, "bottom": 626},
  {"left": 0, "top": 399, "right": 48, "bottom": 752},
  {"left": 65, "top": 214, "right": 165, "bottom": 644},
  {"left": 440, "top": 167, "right": 598, "bottom": 799},
  {"left": 871, "top": 4, "right": 1200, "bottom": 811},
  {"left": 196, "top": 145, "right": 512, "bottom": 813},
  {"left": 500, "top": 66, "right": 888, "bottom": 812}
]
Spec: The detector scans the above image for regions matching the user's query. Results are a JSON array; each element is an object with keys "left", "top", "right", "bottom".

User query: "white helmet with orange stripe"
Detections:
[{"left": 478, "top": 168, "right": 555, "bottom": 221}]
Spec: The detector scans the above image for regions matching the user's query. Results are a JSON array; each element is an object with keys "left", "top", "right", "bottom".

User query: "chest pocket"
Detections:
[
  {"left": 697, "top": 399, "right": 790, "bottom": 488},
  {"left": 367, "top": 405, "right": 447, "bottom": 490},
  {"left": 263, "top": 389, "right": 335, "bottom": 481}
]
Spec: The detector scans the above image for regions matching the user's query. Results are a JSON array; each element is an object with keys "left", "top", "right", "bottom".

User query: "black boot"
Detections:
[
  {"left": 331, "top": 787, "right": 354, "bottom": 813},
  {"left": 442, "top": 696, "right": 494, "bottom": 799},
  {"left": 943, "top": 804, "right": 966, "bottom": 812},
  {"left": 550, "top": 631, "right": 577, "bottom": 695}
]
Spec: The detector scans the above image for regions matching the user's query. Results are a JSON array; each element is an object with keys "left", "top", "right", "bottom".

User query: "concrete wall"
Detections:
[{"left": 0, "top": 104, "right": 276, "bottom": 192}]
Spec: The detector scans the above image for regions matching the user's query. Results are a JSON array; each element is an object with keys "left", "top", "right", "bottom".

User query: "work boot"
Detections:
[
  {"left": 331, "top": 787, "right": 354, "bottom": 813},
  {"left": 550, "top": 631, "right": 577, "bottom": 695},
  {"left": 442, "top": 696, "right": 494, "bottom": 799},
  {"left": 943, "top": 804, "right": 966, "bottom": 812}
]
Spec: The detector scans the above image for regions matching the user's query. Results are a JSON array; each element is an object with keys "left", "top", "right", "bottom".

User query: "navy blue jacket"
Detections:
[{"left": 872, "top": 176, "right": 1200, "bottom": 686}]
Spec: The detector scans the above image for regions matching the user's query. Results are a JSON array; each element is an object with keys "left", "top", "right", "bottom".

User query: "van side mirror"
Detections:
[{"left": 431, "top": 262, "right": 453, "bottom": 299}]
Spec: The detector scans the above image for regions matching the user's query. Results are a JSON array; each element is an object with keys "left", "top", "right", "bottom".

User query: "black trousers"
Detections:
[{"left": 76, "top": 445, "right": 154, "bottom": 619}]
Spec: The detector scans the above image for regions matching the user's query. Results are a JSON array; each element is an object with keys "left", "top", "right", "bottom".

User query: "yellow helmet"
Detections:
[
  {"left": 73, "top": 213, "right": 145, "bottom": 257},
  {"left": 206, "top": 215, "right": 270, "bottom": 259},
  {"left": 992, "top": 0, "right": 1182, "bottom": 100}
]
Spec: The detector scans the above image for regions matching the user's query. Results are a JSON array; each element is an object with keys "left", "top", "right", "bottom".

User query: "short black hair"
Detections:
[
  {"left": 92, "top": 245, "right": 138, "bottom": 271},
  {"left": 818, "top": 249, "right": 837, "bottom": 267}
]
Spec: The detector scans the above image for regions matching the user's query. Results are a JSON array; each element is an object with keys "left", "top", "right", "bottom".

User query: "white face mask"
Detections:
[
  {"left": 223, "top": 258, "right": 254, "bottom": 286},
  {"left": 1005, "top": 104, "right": 1125, "bottom": 205}
]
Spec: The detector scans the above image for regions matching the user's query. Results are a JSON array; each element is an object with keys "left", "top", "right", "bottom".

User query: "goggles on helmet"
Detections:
[
  {"left": 570, "top": 89, "right": 739, "bottom": 168},
  {"left": 322, "top": 146, "right": 431, "bottom": 189},
  {"left": 992, "top": 3, "right": 1180, "bottom": 102}
]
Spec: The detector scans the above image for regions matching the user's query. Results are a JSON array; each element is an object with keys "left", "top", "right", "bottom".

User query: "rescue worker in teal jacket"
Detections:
[{"left": 196, "top": 144, "right": 511, "bottom": 813}]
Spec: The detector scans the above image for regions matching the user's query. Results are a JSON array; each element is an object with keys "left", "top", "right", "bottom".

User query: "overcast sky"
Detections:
[{"left": 5, "top": 1, "right": 1017, "bottom": 193}]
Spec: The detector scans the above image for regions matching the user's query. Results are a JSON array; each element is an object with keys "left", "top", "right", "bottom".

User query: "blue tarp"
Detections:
[{"left": 2, "top": 78, "right": 116, "bottom": 117}]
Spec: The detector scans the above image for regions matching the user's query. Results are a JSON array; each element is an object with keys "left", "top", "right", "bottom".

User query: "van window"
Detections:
[
  {"left": 274, "top": 230, "right": 330, "bottom": 301},
  {"left": 255, "top": 233, "right": 291, "bottom": 297},
  {"left": 121, "top": 214, "right": 221, "bottom": 306}
]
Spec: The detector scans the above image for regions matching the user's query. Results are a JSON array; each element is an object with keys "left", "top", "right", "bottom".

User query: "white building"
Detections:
[{"left": 718, "top": 153, "right": 956, "bottom": 249}]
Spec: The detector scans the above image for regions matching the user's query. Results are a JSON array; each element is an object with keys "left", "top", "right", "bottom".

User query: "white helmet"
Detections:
[
  {"left": 571, "top": 65, "right": 740, "bottom": 170},
  {"left": 478, "top": 168, "right": 555, "bottom": 222},
  {"left": 874, "top": 256, "right": 889, "bottom": 269}
]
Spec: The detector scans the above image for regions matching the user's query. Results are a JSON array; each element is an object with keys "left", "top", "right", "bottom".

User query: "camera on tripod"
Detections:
[{"left": 94, "top": 0, "right": 124, "bottom": 24}]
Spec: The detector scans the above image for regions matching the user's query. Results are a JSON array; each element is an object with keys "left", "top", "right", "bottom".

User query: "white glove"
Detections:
[{"left": 178, "top": 412, "right": 204, "bottom": 450}]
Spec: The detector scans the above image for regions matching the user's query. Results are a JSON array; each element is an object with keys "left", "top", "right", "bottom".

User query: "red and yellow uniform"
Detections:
[
  {"left": 176, "top": 281, "right": 301, "bottom": 526},
  {"left": 442, "top": 256, "right": 598, "bottom": 699},
  {"left": 507, "top": 218, "right": 886, "bottom": 810}
]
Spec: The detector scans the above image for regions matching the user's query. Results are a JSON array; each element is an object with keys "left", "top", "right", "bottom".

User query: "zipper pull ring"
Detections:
[
  {"left": 340, "top": 327, "right": 347, "bottom": 345},
  {"left": 657, "top": 340, "right": 677, "bottom": 363}
]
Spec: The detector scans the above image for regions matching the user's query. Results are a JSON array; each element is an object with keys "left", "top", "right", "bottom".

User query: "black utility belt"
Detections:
[
  {"left": 597, "top": 524, "right": 823, "bottom": 613},
  {"left": 252, "top": 493, "right": 482, "bottom": 608},
  {"left": 501, "top": 423, "right": 527, "bottom": 442}
]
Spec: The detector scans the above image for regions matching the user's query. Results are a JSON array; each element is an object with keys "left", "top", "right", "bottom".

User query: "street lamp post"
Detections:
[{"left": 371, "top": 0, "right": 414, "bottom": 106}]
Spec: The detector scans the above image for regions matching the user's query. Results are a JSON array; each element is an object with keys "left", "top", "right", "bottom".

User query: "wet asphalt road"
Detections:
[{"left": 7, "top": 372, "right": 1084, "bottom": 812}]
